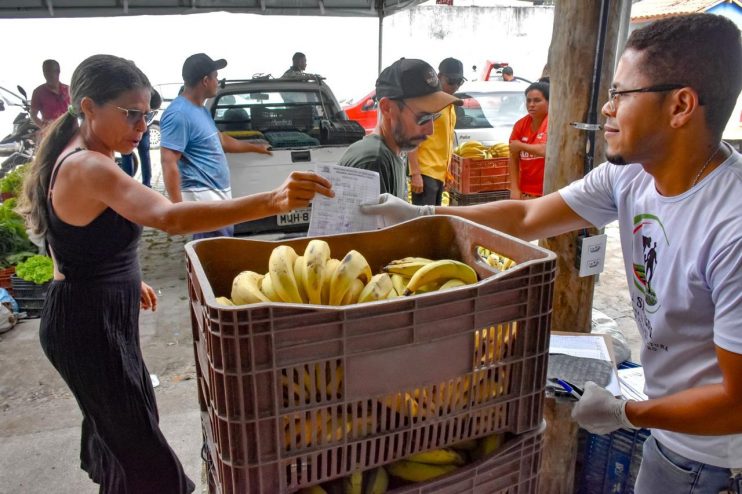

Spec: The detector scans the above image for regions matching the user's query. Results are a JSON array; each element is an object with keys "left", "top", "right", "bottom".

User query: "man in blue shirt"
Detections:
[{"left": 160, "top": 53, "right": 271, "bottom": 238}]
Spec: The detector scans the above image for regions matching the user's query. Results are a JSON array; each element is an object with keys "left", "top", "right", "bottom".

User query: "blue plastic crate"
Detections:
[{"left": 578, "top": 362, "right": 650, "bottom": 494}]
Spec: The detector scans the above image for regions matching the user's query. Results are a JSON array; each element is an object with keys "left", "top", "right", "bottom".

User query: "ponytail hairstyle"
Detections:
[{"left": 17, "top": 55, "right": 151, "bottom": 239}]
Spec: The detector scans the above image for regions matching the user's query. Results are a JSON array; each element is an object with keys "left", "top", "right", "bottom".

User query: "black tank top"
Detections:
[{"left": 46, "top": 148, "right": 142, "bottom": 282}]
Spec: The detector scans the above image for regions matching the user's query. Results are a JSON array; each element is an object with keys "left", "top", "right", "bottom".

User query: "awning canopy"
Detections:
[{"left": 0, "top": 0, "right": 425, "bottom": 18}]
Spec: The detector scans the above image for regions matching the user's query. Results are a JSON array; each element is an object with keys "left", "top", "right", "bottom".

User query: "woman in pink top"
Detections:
[{"left": 508, "top": 81, "right": 549, "bottom": 198}]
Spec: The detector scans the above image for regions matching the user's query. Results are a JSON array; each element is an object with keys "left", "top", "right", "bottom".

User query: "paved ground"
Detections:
[{"left": 0, "top": 158, "right": 640, "bottom": 493}]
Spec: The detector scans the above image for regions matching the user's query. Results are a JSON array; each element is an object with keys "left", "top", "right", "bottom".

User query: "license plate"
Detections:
[{"left": 277, "top": 207, "right": 311, "bottom": 226}]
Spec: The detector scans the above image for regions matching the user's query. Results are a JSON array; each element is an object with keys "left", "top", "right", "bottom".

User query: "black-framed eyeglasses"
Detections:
[
  {"left": 606, "top": 84, "right": 685, "bottom": 112},
  {"left": 112, "top": 105, "right": 156, "bottom": 126},
  {"left": 396, "top": 100, "right": 442, "bottom": 126}
]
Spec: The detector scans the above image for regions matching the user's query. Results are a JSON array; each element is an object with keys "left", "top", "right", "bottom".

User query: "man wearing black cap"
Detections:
[
  {"left": 407, "top": 57, "right": 465, "bottom": 206},
  {"left": 160, "top": 53, "right": 271, "bottom": 239},
  {"left": 337, "top": 58, "right": 460, "bottom": 199}
]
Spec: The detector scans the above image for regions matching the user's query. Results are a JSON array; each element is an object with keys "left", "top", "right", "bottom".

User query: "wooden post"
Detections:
[{"left": 539, "top": 1, "right": 630, "bottom": 493}]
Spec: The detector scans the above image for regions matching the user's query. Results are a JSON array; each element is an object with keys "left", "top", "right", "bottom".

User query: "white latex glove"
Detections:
[
  {"left": 359, "top": 193, "right": 434, "bottom": 228},
  {"left": 571, "top": 381, "right": 637, "bottom": 435}
]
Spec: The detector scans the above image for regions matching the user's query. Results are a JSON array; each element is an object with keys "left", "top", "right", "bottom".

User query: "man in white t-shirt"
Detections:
[{"left": 361, "top": 14, "right": 742, "bottom": 493}]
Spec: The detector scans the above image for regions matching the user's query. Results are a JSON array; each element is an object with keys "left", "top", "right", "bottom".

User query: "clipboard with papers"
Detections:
[{"left": 547, "top": 331, "right": 622, "bottom": 397}]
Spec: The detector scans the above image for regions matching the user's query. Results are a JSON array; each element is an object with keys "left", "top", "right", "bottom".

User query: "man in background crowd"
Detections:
[{"left": 30, "top": 59, "right": 70, "bottom": 130}]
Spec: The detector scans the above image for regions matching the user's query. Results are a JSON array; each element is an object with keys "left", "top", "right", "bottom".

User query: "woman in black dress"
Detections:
[{"left": 17, "top": 54, "right": 332, "bottom": 493}]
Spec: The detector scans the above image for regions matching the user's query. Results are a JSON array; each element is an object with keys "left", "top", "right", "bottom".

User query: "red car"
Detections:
[{"left": 342, "top": 90, "right": 377, "bottom": 134}]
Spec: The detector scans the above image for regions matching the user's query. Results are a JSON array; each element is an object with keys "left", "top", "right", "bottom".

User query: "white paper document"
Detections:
[
  {"left": 617, "top": 366, "right": 648, "bottom": 401},
  {"left": 308, "top": 164, "right": 380, "bottom": 236}
]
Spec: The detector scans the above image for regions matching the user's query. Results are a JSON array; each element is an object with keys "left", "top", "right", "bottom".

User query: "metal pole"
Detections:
[
  {"left": 584, "top": 0, "right": 611, "bottom": 176},
  {"left": 377, "top": 10, "right": 384, "bottom": 75}
]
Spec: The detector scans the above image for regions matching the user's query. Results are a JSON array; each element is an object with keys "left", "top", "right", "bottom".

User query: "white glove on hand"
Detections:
[
  {"left": 359, "top": 193, "right": 434, "bottom": 228},
  {"left": 571, "top": 381, "right": 637, "bottom": 435}
]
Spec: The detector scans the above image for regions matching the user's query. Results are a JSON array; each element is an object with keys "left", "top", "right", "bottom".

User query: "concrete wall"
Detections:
[{"left": 381, "top": 4, "right": 555, "bottom": 83}]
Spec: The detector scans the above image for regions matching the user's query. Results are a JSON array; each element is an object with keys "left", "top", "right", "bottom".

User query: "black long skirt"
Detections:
[{"left": 39, "top": 278, "right": 195, "bottom": 494}]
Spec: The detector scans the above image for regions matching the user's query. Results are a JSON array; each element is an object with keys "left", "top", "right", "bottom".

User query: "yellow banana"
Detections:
[
  {"left": 451, "top": 439, "right": 478, "bottom": 451},
  {"left": 343, "top": 470, "right": 363, "bottom": 494},
  {"left": 383, "top": 260, "right": 431, "bottom": 277},
  {"left": 215, "top": 296, "right": 235, "bottom": 306},
  {"left": 341, "top": 278, "right": 364, "bottom": 305},
  {"left": 385, "top": 256, "right": 432, "bottom": 266},
  {"left": 269, "top": 245, "right": 302, "bottom": 303},
  {"left": 390, "top": 274, "right": 409, "bottom": 297},
  {"left": 298, "top": 485, "right": 328, "bottom": 494},
  {"left": 260, "top": 273, "right": 282, "bottom": 302},
  {"left": 439, "top": 278, "right": 467, "bottom": 290},
  {"left": 363, "top": 467, "right": 389, "bottom": 494},
  {"left": 293, "top": 256, "right": 309, "bottom": 303},
  {"left": 406, "top": 448, "right": 466, "bottom": 466},
  {"left": 329, "top": 250, "right": 372, "bottom": 306},
  {"left": 383, "top": 392, "right": 419, "bottom": 417},
  {"left": 231, "top": 271, "right": 270, "bottom": 304},
  {"left": 358, "top": 273, "right": 393, "bottom": 303},
  {"left": 303, "top": 240, "right": 331, "bottom": 305},
  {"left": 387, "top": 460, "right": 458, "bottom": 482},
  {"left": 404, "top": 260, "right": 478, "bottom": 295},
  {"left": 472, "top": 433, "right": 505, "bottom": 460},
  {"left": 321, "top": 258, "right": 341, "bottom": 305}
]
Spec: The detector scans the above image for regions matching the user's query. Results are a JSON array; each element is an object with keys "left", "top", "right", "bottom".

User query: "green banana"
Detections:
[
  {"left": 387, "top": 460, "right": 458, "bottom": 482},
  {"left": 358, "top": 273, "right": 393, "bottom": 303},
  {"left": 404, "top": 260, "right": 477, "bottom": 295},
  {"left": 231, "top": 270, "right": 270, "bottom": 304},
  {"left": 405, "top": 448, "right": 466, "bottom": 465},
  {"left": 363, "top": 467, "right": 389, "bottom": 494},
  {"left": 303, "top": 240, "right": 331, "bottom": 305},
  {"left": 343, "top": 470, "right": 363, "bottom": 494},
  {"left": 329, "top": 250, "right": 372, "bottom": 306}
]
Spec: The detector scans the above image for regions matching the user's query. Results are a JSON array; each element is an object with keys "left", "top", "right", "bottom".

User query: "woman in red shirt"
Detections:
[{"left": 508, "top": 81, "right": 549, "bottom": 198}]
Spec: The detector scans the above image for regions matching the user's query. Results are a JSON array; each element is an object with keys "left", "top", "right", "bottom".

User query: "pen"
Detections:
[{"left": 548, "top": 378, "right": 583, "bottom": 400}]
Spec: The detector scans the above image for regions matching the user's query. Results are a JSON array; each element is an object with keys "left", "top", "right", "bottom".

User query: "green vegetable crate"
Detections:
[{"left": 10, "top": 275, "right": 50, "bottom": 318}]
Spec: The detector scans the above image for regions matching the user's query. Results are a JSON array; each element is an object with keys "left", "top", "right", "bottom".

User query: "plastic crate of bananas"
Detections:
[
  {"left": 453, "top": 140, "right": 510, "bottom": 160},
  {"left": 216, "top": 240, "right": 517, "bottom": 307}
]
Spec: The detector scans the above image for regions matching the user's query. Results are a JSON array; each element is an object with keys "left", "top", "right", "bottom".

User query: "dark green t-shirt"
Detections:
[{"left": 337, "top": 134, "right": 406, "bottom": 199}]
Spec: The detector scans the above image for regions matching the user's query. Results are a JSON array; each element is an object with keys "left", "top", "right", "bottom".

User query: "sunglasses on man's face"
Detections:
[
  {"left": 111, "top": 105, "right": 156, "bottom": 126},
  {"left": 444, "top": 76, "right": 464, "bottom": 86},
  {"left": 397, "top": 100, "right": 442, "bottom": 126}
]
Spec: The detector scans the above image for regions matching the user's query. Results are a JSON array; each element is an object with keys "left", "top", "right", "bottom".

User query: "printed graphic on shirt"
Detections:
[{"left": 631, "top": 213, "right": 669, "bottom": 341}]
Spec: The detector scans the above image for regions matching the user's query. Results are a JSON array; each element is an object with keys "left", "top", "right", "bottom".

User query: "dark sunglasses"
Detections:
[
  {"left": 112, "top": 105, "right": 156, "bottom": 126},
  {"left": 444, "top": 76, "right": 465, "bottom": 86},
  {"left": 397, "top": 100, "right": 442, "bottom": 126}
]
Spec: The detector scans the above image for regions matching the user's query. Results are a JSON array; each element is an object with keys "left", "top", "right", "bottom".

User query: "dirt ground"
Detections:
[{"left": 0, "top": 159, "right": 639, "bottom": 493}]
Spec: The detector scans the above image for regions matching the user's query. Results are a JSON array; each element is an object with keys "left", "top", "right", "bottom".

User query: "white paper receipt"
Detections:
[{"left": 308, "top": 164, "right": 380, "bottom": 236}]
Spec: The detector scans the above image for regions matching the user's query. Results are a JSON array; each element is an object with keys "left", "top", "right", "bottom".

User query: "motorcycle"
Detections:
[{"left": 0, "top": 85, "right": 38, "bottom": 173}]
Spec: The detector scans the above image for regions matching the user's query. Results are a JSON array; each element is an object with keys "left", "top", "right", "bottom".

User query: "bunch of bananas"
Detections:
[
  {"left": 216, "top": 244, "right": 480, "bottom": 307},
  {"left": 477, "top": 246, "right": 517, "bottom": 273},
  {"left": 453, "top": 141, "right": 510, "bottom": 160},
  {"left": 298, "top": 433, "right": 506, "bottom": 493}
]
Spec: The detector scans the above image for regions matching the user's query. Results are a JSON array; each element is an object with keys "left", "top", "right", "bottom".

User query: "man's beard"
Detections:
[
  {"left": 606, "top": 153, "right": 628, "bottom": 166},
  {"left": 392, "top": 123, "right": 427, "bottom": 153}
]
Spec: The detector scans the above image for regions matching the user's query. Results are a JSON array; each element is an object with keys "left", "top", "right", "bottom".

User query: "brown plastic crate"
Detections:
[
  {"left": 448, "top": 154, "right": 510, "bottom": 194},
  {"left": 0, "top": 266, "right": 15, "bottom": 296},
  {"left": 185, "top": 216, "right": 556, "bottom": 493},
  {"left": 203, "top": 418, "right": 545, "bottom": 494},
  {"left": 448, "top": 190, "right": 511, "bottom": 206}
]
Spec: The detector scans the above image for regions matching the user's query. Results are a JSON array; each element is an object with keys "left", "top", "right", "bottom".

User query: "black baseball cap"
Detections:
[
  {"left": 376, "top": 58, "right": 461, "bottom": 113},
  {"left": 439, "top": 57, "right": 466, "bottom": 80},
  {"left": 182, "top": 53, "right": 227, "bottom": 85}
]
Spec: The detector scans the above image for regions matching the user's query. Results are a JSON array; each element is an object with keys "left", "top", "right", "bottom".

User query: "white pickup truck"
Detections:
[{"left": 205, "top": 76, "right": 365, "bottom": 235}]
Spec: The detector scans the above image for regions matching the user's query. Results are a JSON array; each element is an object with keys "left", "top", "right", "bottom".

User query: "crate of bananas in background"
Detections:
[
  {"left": 447, "top": 141, "right": 511, "bottom": 205},
  {"left": 185, "top": 216, "right": 556, "bottom": 494}
]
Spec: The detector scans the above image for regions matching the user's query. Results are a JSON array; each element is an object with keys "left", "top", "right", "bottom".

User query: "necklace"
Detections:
[{"left": 691, "top": 145, "right": 722, "bottom": 188}]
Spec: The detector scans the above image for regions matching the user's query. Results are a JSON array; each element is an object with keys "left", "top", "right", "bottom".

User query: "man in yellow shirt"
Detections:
[{"left": 407, "top": 57, "right": 464, "bottom": 206}]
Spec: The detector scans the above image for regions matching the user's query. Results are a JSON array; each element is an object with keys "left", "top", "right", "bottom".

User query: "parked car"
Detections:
[
  {"left": 453, "top": 80, "right": 529, "bottom": 146},
  {"left": 342, "top": 90, "right": 377, "bottom": 134},
  {"left": 204, "top": 76, "right": 365, "bottom": 235}
]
